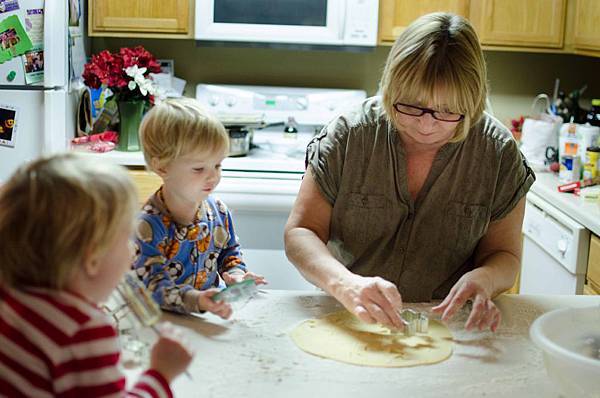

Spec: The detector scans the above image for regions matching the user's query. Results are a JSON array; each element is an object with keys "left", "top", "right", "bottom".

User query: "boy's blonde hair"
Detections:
[
  {"left": 0, "top": 153, "right": 138, "bottom": 289},
  {"left": 380, "top": 12, "right": 487, "bottom": 142},
  {"left": 140, "top": 97, "right": 229, "bottom": 172}
]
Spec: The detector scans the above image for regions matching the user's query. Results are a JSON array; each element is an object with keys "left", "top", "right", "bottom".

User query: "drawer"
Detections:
[
  {"left": 128, "top": 169, "right": 162, "bottom": 206},
  {"left": 583, "top": 284, "right": 599, "bottom": 295},
  {"left": 587, "top": 234, "right": 600, "bottom": 291}
]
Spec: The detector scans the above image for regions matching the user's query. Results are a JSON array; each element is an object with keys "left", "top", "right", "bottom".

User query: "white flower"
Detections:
[
  {"left": 124, "top": 65, "right": 156, "bottom": 97},
  {"left": 125, "top": 65, "right": 147, "bottom": 79}
]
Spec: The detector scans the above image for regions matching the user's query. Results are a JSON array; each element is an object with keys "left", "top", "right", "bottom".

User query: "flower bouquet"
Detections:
[{"left": 82, "top": 46, "right": 161, "bottom": 151}]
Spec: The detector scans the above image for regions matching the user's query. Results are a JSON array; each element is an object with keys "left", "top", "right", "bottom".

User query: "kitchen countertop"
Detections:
[
  {"left": 125, "top": 290, "right": 600, "bottom": 398},
  {"left": 81, "top": 151, "right": 600, "bottom": 237},
  {"left": 529, "top": 171, "right": 600, "bottom": 236}
]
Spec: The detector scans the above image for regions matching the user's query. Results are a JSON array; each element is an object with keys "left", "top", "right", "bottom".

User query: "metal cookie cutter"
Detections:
[{"left": 399, "top": 309, "right": 429, "bottom": 336}]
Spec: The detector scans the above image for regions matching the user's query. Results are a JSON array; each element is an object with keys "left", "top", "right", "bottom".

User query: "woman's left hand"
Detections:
[
  {"left": 431, "top": 269, "right": 501, "bottom": 332},
  {"left": 222, "top": 271, "right": 268, "bottom": 286}
]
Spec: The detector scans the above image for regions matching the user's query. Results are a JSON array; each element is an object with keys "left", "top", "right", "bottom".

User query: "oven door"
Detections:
[{"left": 196, "top": 0, "right": 344, "bottom": 45}]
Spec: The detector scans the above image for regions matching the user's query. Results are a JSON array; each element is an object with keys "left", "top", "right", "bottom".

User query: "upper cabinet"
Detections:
[
  {"left": 378, "top": 0, "right": 596, "bottom": 54},
  {"left": 470, "top": 0, "right": 567, "bottom": 48},
  {"left": 572, "top": 0, "right": 600, "bottom": 52},
  {"left": 89, "top": 0, "right": 193, "bottom": 38},
  {"left": 378, "top": 0, "right": 470, "bottom": 44}
]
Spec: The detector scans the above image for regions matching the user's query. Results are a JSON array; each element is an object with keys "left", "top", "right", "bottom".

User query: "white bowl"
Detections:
[{"left": 530, "top": 306, "right": 600, "bottom": 398}]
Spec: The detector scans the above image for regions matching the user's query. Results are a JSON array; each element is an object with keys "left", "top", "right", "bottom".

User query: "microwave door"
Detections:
[{"left": 196, "top": 0, "right": 344, "bottom": 45}]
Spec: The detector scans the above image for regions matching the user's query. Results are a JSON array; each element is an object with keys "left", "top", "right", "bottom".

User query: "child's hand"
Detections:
[
  {"left": 197, "top": 288, "right": 233, "bottom": 319},
  {"left": 222, "top": 271, "right": 268, "bottom": 286},
  {"left": 150, "top": 322, "right": 194, "bottom": 383}
]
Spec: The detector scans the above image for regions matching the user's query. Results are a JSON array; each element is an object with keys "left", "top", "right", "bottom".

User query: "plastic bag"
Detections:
[{"left": 520, "top": 94, "right": 563, "bottom": 171}]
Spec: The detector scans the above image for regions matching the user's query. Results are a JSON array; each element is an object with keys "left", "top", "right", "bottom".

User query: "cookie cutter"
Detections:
[
  {"left": 212, "top": 279, "right": 257, "bottom": 303},
  {"left": 399, "top": 309, "right": 429, "bottom": 336}
]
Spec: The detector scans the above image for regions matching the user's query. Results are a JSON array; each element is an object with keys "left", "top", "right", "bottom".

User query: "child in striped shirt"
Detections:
[{"left": 0, "top": 153, "right": 194, "bottom": 397}]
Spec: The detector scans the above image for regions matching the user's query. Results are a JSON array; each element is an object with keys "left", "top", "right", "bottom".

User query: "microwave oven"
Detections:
[{"left": 195, "top": 0, "right": 379, "bottom": 49}]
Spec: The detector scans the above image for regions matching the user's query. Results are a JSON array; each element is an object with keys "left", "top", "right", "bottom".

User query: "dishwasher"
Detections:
[{"left": 520, "top": 192, "right": 590, "bottom": 294}]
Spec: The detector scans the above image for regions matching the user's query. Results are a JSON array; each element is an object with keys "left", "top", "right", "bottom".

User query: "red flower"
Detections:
[
  {"left": 82, "top": 46, "right": 161, "bottom": 102},
  {"left": 119, "top": 46, "right": 161, "bottom": 73}
]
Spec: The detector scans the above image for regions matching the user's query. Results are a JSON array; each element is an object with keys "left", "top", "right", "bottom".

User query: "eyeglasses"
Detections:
[{"left": 393, "top": 102, "right": 464, "bottom": 122}]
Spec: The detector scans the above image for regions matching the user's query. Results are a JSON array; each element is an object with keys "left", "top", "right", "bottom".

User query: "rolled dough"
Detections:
[{"left": 290, "top": 310, "right": 453, "bottom": 367}]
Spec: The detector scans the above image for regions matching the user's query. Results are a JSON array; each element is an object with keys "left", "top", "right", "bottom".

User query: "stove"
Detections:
[{"left": 196, "top": 84, "right": 366, "bottom": 177}]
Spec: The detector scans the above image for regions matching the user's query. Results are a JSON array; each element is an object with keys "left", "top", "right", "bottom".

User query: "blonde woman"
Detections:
[{"left": 285, "top": 13, "right": 534, "bottom": 332}]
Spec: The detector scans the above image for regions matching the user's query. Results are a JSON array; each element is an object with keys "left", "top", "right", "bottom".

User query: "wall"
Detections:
[{"left": 92, "top": 38, "right": 600, "bottom": 126}]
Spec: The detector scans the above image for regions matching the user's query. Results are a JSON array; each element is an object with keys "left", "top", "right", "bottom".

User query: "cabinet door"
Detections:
[
  {"left": 128, "top": 169, "right": 162, "bottom": 207},
  {"left": 573, "top": 0, "right": 600, "bottom": 52},
  {"left": 378, "top": 0, "right": 470, "bottom": 44},
  {"left": 587, "top": 234, "right": 600, "bottom": 294},
  {"left": 92, "top": 0, "right": 189, "bottom": 34},
  {"left": 471, "top": 0, "right": 566, "bottom": 48}
]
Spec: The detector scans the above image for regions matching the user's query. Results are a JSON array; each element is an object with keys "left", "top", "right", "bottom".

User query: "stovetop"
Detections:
[
  {"left": 222, "top": 128, "right": 315, "bottom": 176},
  {"left": 196, "top": 84, "right": 366, "bottom": 176}
]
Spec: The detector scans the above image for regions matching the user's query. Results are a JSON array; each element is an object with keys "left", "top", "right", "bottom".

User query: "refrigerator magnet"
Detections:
[
  {"left": 0, "top": 104, "right": 18, "bottom": 148},
  {"left": 25, "top": 8, "right": 43, "bottom": 44},
  {"left": 0, "top": 15, "right": 33, "bottom": 63},
  {"left": 0, "top": 0, "right": 20, "bottom": 14},
  {"left": 21, "top": 44, "right": 43, "bottom": 84}
]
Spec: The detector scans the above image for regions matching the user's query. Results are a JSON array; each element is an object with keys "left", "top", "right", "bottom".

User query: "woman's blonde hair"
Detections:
[
  {"left": 380, "top": 12, "right": 487, "bottom": 141},
  {"left": 0, "top": 153, "right": 138, "bottom": 289},
  {"left": 140, "top": 97, "right": 229, "bottom": 172}
]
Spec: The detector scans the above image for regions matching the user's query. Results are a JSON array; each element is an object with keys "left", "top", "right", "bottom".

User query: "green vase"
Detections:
[{"left": 117, "top": 100, "right": 145, "bottom": 152}]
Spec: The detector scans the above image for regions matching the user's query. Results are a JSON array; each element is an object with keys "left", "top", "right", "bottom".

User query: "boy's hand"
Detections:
[
  {"left": 196, "top": 288, "right": 233, "bottom": 319},
  {"left": 222, "top": 271, "right": 268, "bottom": 286},
  {"left": 150, "top": 322, "right": 194, "bottom": 383}
]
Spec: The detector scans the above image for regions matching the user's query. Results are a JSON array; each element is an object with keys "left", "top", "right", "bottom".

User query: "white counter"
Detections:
[
  {"left": 81, "top": 151, "right": 600, "bottom": 237},
  {"left": 529, "top": 171, "right": 600, "bottom": 236},
  {"left": 126, "top": 290, "right": 600, "bottom": 398}
]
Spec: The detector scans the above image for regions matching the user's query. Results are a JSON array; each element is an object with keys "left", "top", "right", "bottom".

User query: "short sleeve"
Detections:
[
  {"left": 305, "top": 117, "right": 350, "bottom": 205},
  {"left": 491, "top": 138, "right": 536, "bottom": 221}
]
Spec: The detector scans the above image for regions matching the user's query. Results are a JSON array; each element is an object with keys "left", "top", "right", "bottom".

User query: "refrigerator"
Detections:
[{"left": 0, "top": 0, "right": 86, "bottom": 182}]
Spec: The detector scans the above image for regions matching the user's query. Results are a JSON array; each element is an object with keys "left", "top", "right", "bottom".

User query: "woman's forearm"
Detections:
[
  {"left": 284, "top": 226, "right": 354, "bottom": 296},
  {"left": 475, "top": 251, "right": 521, "bottom": 297}
]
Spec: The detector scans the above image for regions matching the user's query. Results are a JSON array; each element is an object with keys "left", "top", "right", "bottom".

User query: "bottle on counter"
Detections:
[
  {"left": 283, "top": 116, "right": 299, "bottom": 139},
  {"left": 584, "top": 147, "right": 600, "bottom": 180},
  {"left": 577, "top": 123, "right": 600, "bottom": 162},
  {"left": 586, "top": 99, "right": 600, "bottom": 128}
]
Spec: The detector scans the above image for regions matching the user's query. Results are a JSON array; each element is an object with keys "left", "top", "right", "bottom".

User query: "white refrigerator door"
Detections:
[
  {"left": 0, "top": 0, "right": 67, "bottom": 88},
  {"left": 0, "top": 89, "right": 43, "bottom": 181},
  {"left": 0, "top": 88, "right": 70, "bottom": 182}
]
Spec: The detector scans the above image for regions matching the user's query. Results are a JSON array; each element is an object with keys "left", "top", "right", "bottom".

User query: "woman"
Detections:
[{"left": 284, "top": 12, "right": 534, "bottom": 332}]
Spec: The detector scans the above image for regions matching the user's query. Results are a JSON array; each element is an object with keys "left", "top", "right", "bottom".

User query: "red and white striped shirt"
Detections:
[{"left": 0, "top": 285, "right": 173, "bottom": 398}]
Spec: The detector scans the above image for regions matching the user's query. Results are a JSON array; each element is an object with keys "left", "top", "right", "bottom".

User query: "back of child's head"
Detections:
[
  {"left": 139, "top": 97, "right": 229, "bottom": 173},
  {"left": 0, "top": 152, "right": 138, "bottom": 289}
]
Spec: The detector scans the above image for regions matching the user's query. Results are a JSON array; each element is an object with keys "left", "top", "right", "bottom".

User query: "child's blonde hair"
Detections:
[
  {"left": 0, "top": 153, "right": 138, "bottom": 289},
  {"left": 140, "top": 97, "right": 229, "bottom": 173},
  {"left": 380, "top": 12, "right": 487, "bottom": 142}
]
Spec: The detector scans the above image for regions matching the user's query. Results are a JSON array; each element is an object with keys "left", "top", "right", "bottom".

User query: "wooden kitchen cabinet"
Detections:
[
  {"left": 128, "top": 168, "right": 162, "bottom": 207},
  {"left": 89, "top": 0, "right": 193, "bottom": 38},
  {"left": 571, "top": 0, "right": 600, "bottom": 53},
  {"left": 378, "top": 0, "right": 470, "bottom": 44},
  {"left": 469, "top": 0, "right": 567, "bottom": 49},
  {"left": 586, "top": 234, "right": 600, "bottom": 295}
]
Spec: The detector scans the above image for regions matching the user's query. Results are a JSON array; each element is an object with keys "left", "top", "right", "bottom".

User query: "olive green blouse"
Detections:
[{"left": 306, "top": 97, "right": 535, "bottom": 302}]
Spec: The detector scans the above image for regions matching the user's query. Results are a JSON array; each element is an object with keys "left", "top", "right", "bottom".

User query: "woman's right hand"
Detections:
[
  {"left": 196, "top": 288, "right": 233, "bottom": 319},
  {"left": 150, "top": 322, "right": 194, "bottom": 383},
  {"left": 333, "top": 274, "right": 405, "bottom": 329}
]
